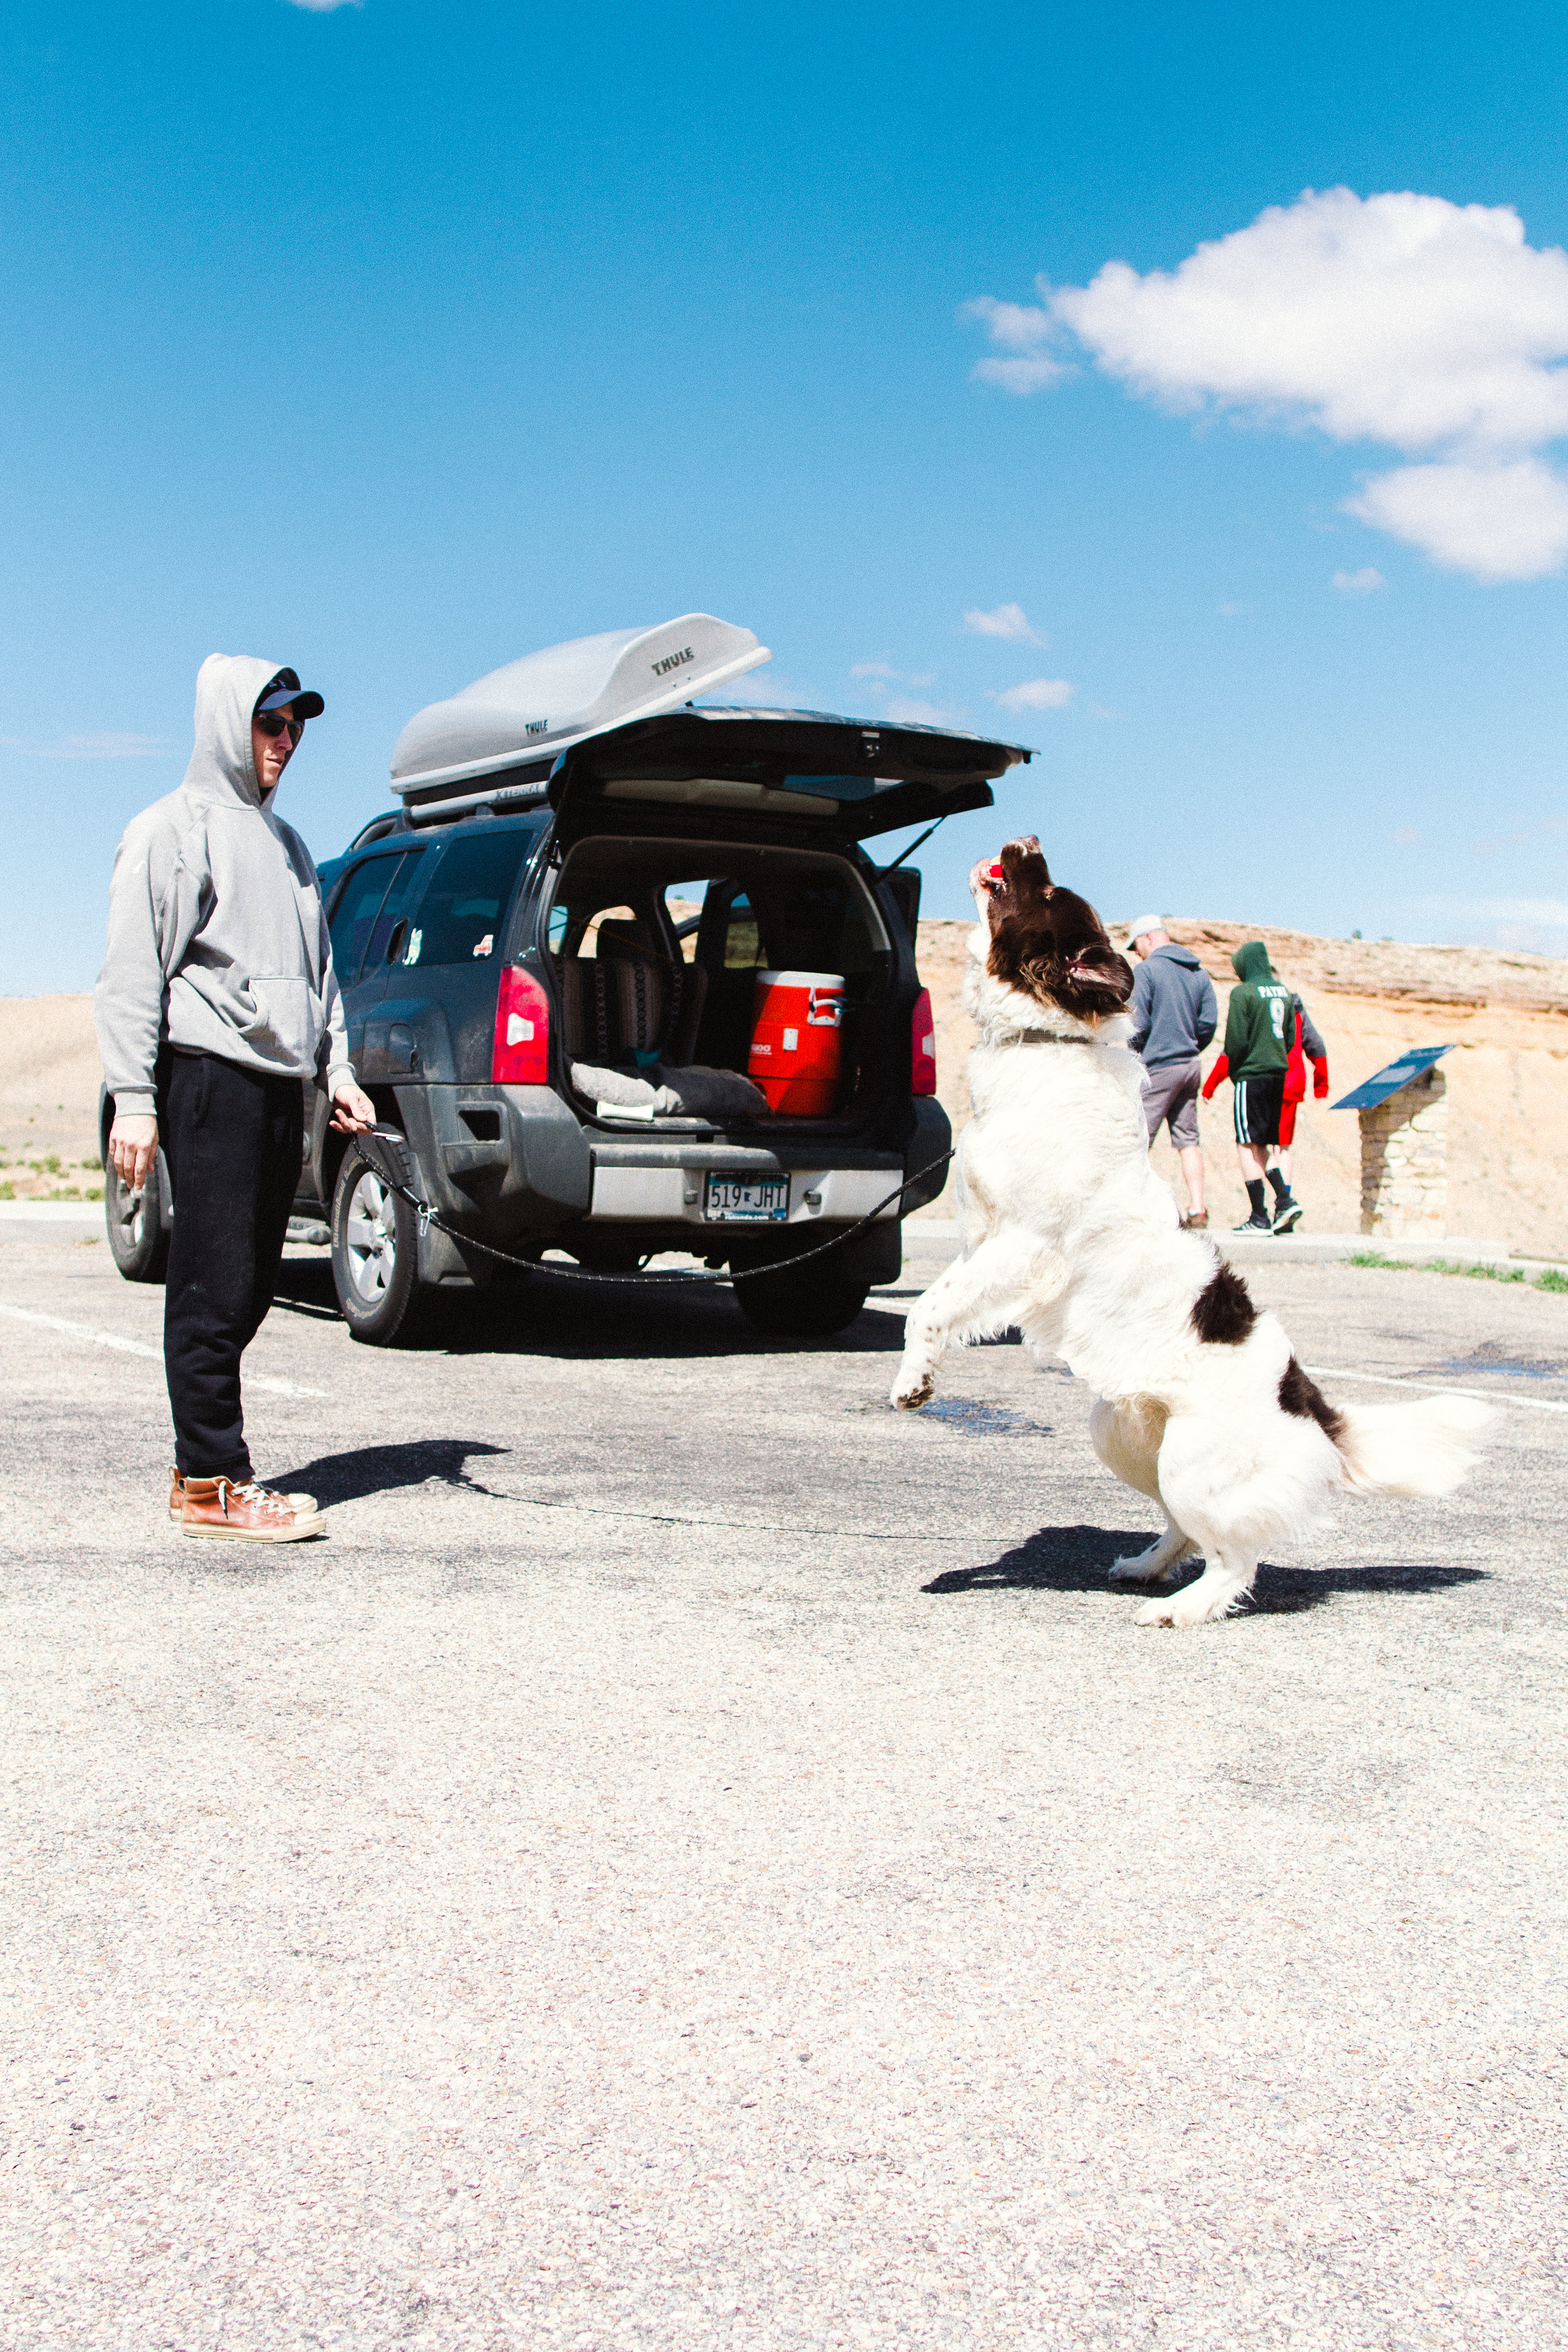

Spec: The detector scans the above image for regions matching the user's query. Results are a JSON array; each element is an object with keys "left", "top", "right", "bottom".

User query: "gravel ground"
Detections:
[{"left": 3, "top": 1226, "right": 1565, "bottom": 2351}]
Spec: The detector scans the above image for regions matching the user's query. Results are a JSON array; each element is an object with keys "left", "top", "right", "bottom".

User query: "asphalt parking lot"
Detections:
[{"left": 3, "top": 1221, "right": 1565, "bottom": 2351}]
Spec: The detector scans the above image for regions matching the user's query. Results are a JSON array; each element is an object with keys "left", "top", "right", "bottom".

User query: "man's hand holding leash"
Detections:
[{"left": 329, "top": 1082, "right": 376, "bottom": 1135}]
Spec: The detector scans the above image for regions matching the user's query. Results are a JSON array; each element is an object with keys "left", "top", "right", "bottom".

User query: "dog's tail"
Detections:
[{"left": 1333, "top": 1394, "right": 1496, "bottom": 1498}]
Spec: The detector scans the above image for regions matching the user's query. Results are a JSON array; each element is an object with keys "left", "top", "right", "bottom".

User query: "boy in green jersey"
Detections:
[{"left": 1201, "top": 941, "right": 1292, "bottom": 1234}]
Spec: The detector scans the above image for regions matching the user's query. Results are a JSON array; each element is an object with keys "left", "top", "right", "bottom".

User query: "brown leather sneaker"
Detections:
[
  {"left": 169, "top": 1470, "right": 318, "bottom": 1523},
  {"left": 179, "top": 1477, "right": 324, "bottom": 1542}
]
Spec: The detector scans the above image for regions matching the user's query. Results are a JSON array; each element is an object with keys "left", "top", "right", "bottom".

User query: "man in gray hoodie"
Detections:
[
  {"left": 97, "top": 654, "right": 374, "bottom": 1540},
  {"left": 1125, "top": 916, "right": 1219, "bottom": 1229}
]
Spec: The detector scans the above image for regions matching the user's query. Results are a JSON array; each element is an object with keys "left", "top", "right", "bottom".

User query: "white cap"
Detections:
[{"left": 1125, "top": 914, "right": 1166, "bottom": 950}]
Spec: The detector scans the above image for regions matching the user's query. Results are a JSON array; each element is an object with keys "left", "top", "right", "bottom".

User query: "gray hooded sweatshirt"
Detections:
[
  {"left": 1126, "top": 941, "right": 1217, "bottom": 1067},
  {"left": 94, "top": 653, "right": 354, "bottom": 1116}
]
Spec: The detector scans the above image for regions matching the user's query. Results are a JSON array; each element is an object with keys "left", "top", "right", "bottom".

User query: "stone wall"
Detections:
[{"left": 1359, "top": 1067, "right": 1448, "bottom": 1239}]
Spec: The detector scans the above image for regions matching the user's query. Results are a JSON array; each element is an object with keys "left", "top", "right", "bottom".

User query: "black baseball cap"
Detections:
[{"left": 257, "top": 668, "right": 326, "bottom": 721}]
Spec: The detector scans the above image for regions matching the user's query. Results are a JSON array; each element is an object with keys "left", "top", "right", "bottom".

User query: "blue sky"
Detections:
[{"left": 3, "top": 0, "right": 1566, "bottom": 992}]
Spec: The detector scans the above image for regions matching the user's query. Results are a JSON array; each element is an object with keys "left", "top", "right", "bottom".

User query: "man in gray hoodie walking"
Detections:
[
  {"left": 97, "top": 654, "right": 374, "bottom": 1540},
  {"left": 1125, "top": 916, "right": 1218, "bottom": 1229}
]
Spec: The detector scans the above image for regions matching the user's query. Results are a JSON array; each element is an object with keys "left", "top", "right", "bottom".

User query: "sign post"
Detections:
[{"left": 1332, "top": 1047, "right": 1456, "bottom": 1241}]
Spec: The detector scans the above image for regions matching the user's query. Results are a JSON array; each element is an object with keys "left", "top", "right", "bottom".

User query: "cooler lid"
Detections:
[
  {"left": 548, "top": 706, "right": 1029, "bottom": 840},
  {"left": 389, "top": 615, "right": 771, "bottom": 796}
]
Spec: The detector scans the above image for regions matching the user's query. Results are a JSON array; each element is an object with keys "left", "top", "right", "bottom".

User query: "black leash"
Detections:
[{"left": 354, "top": 1126, "right": 953, "bottom": 1288}]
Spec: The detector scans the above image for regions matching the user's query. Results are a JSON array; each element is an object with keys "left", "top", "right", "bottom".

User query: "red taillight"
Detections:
[
  {"left": 492, "top": 966, "right": 550, "bottom": 1085},
  {"left": 911, "top": 987, "right": 937, "bottom": 1096}
]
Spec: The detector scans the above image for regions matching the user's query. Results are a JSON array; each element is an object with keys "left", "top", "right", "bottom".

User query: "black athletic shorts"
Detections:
[{"left": 1233, "top": 1072, "right": 1285, "bottom": 1148}]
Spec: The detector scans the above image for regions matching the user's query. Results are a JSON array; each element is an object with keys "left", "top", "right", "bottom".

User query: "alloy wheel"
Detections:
[{"left": 345, "top": 1167, "right": 397, "bottom": 1301}]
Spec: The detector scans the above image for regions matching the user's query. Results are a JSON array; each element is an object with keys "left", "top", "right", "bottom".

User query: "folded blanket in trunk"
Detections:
[{"left": 570, "top": 1061, "right": 770, "bottom": 1118}]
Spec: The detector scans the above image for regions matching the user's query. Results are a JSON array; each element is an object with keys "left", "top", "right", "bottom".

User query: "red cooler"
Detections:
[{"left": 747, "top": 969, "right": 845, "bottom": 1115}]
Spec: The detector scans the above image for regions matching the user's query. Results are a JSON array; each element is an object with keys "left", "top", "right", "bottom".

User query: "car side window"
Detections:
[
  {"left": 723, "top": 891, "right": 762, "bottom": 968},
  {"left": 400, "top": 826, "right": 541, "bottom": 968},
  {"left": 328, "top": 854, "right": 414, "bottom": 987},
  {"left": 365, "top": 852, "right": 429, "bottom": 972}
]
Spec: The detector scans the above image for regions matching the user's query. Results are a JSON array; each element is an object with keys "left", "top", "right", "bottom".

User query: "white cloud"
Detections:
[
  {"left": 850, "top": 660, "right": 934, "bottom": 686},
  {"left": 962, "top": 300, "right": 1072, "bottom": 394},
  {"left": 961, "top": 602, "right": 1048, "bottom": 646},
  {"left": 1395, "top": 893, "right": 1568, "bottom": 952},
  {"left": 1346, "top": 459, "right": 1568, "bottom": 581},
  {"left": 882, "top": 696, "right": 960, "bottom": 727},
  {"left": 990, "top": 679, "right": 1074, "bottom": 713},
  {"left": 1049, "top": 189, "right": 1568, "bottom": 450},
  {"left": 1472, "top": 826, "right": 1534, "bottom": 855},
  {"left": 968, "top": 188, "right": 1568, "bottom": 582},
  {"left": 1216, "top": 600, "right": 1250, "bottom": 615},
  {"left": 287, "top": 0, "right": 362, "bottom": 11},
  {"left": 1333, "top": 566, "right": 1385, "bottom": 594},
  {"left": 0, "top": 731, "right": 166, "bottom": 758},
  {"left": 1392, "top": 826, "right": 1420, "bottom": 845}
]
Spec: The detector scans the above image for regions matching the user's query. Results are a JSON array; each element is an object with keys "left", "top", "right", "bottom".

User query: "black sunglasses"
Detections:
[{"left": 256, "top": 710, "right": 303, "bottom": 743}]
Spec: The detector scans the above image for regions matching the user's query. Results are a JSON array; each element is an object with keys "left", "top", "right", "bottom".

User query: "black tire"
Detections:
[
  {"left": 571, "top": 1237, "right": 649, "bottom": 1275},
  {"left": 734, "top": 1267, "right": 870, "bottom": 1338},
  {"left": 331, "top": 1143, "right": 428, "bottom": 1345},
  {"left": 105, "top": 1148, "right": 171, "bottom": 1283}
]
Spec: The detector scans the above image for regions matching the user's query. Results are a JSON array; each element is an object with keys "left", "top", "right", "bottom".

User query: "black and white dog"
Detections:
[{"left": 891, "top": 836, "right": 1491, "bottom": 1626}]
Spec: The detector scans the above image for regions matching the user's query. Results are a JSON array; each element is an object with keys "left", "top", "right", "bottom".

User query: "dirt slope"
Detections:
[{"left": 0, "top": 995, "right": 108, "bottom": 1195}]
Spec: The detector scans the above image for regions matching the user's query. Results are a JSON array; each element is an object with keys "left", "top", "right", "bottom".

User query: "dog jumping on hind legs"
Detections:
[{"left": 890, "top": 836, "right": 1493, "bottom": 1626}]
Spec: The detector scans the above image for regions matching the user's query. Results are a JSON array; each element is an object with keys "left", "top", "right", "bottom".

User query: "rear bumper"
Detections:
[
  {"left": 320, "top": 1081, "right": 943, "bottom": 1290},
  {"left": 589, "top": 1157, "right": 903, "bottom": 1227}
]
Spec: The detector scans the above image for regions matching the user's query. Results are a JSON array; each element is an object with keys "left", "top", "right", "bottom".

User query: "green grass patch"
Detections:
[{"left": 1349, "top": 1249, "right": 1564, "bottom": 1294}]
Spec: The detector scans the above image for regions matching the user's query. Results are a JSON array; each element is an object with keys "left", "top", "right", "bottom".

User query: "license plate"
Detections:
[{"left": 703, "top": 1173, "right": 790, "bottom": 1222}]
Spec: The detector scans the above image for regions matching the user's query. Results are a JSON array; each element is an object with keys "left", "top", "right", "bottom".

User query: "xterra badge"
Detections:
[{"left": 651, "top": 646, "right": 695, "bottom": 678}]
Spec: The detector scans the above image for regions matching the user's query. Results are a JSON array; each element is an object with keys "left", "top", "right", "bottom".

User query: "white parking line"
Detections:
[
  {"left": 0, "top": 1301, "right": 326, "bottom": 1399},
  {"left": 1304, "top": 1363, "right": 1568, "bottom": 1416}
]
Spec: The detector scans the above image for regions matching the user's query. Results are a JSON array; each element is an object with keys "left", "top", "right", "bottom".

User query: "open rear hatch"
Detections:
[
  {"left": 539, "top": 705, "right": 1030, "bottom": 1142},
  {"left": 547, "top": 705, "right": 1028, "bottom": 843}
]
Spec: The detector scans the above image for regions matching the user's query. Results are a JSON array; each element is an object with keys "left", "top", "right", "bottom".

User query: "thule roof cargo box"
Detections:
[{"left": 387, "top": 615, "right": 1032, "bottom": 839}]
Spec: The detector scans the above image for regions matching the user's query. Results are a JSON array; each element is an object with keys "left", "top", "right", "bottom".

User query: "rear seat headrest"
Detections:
[{"left": 595, "top": 917, "right": 657, "bottom": 955}]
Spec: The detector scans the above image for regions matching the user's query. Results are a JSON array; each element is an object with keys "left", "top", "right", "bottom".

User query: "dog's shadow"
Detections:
[{"left": 923, "top": 1523, "right": 1490, "bottom": 1614}]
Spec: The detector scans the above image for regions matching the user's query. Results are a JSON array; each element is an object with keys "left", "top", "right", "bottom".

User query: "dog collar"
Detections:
[{"left": 987, "top": 1028, "right": 1096, "bottom": 1048}]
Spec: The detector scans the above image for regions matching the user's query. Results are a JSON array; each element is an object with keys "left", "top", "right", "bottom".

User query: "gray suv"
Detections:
[{"left": 105, "top": 647, "right": 1028, "bottom": 1345}]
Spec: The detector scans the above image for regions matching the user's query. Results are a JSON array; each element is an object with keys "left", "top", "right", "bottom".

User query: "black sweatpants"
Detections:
[{"left": 159, "top": 1051, "right": 304, "bottom": 1480}]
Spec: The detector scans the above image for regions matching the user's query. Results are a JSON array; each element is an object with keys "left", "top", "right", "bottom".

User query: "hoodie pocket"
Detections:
[{"left": 239, "top": 974, "right": 326, "bottom": 1071}]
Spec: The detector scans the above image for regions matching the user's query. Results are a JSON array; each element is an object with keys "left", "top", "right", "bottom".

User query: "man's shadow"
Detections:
[{"left": 923, "top": 1523, "right": 1490, "bottom": 1614}]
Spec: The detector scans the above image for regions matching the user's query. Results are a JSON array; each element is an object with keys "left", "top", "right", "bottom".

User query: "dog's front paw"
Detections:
[
  {"left": 1133, "top": 1592, "right": 1192, "bottom": 1628},
  {"left": 1134, "top": 1580, "right": 1245, "bottom": 1629},
  {"left": 890, "top": 1363, "right": 936, "bottom": 1411}
]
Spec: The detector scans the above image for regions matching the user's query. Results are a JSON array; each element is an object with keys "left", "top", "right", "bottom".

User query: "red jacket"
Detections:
[{"left": 1204, "top": 1001, "right": 1328, "bottom": 1102}]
